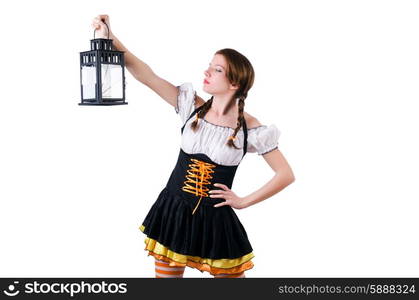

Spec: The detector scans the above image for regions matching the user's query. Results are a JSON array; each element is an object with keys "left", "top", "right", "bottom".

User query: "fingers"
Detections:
[
  {"left": 209, "top": 183, "right": 230, "bottom": 198},
  {"left": 93, "top": 17, "right": 105, "bottom": 26},
  {"left": 209, "top": 192, "right": 224, "bottom": 198},
  {"left": 97, "top": 14, "right": 110, "bottom": 25},
  {"left": 92, "top": 14, "right": 110, "bottom": 28},
  {"left": 92, "top": 17, "right": 100, "bottom": 29},
  {"left": 213, "top": 201, "right": 229, "bottom": 208},
  {"left": 98, "top": 14, "right": 109, "bottom": 21},
  {"left": 214, "top": 183, "right": 229, "bottom": 190}
]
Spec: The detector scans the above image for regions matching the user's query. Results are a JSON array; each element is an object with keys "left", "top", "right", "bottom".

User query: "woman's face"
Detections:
[{"left": 203, "top": 54, "right": 235, "bottom": 96}]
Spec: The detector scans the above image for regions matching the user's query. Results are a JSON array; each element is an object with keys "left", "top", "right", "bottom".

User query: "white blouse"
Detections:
[{"left": 175, "top": 82, "right": 281, "bottom": 166}]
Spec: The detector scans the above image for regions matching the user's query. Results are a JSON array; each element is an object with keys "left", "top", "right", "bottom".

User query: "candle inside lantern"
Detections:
[{"left": 101, "top": 64, "right": 123, "bottom": 98}]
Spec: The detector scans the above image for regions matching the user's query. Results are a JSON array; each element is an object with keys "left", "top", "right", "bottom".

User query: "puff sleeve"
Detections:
[
  {"left": 247, "top": 124, "right": 281, "bottom": 155},
  {"left": 174, "top": 82, "right": 197, "bottom": 125}
]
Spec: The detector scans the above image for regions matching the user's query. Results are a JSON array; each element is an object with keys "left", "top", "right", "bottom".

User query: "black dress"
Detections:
[{"left": 139, "top": 104, "right": 255, "bottom": 276}]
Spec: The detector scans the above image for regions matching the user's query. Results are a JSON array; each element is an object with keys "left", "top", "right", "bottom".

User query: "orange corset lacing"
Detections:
[{"left": 182, "top": 158, "right": 216, "bottom": 215}]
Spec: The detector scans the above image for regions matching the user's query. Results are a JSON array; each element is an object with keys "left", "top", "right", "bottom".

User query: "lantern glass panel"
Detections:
[
  {"left": 101, "top": 64, "right": 123, "bottom": 98},
  {"left": 81, "top": 65, "right": 96, "bottom": 100}
]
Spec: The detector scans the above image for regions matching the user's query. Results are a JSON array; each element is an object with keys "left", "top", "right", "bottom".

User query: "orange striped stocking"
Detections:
[{"left": 154, "top": 258, "right": 186, "bottom": 278}]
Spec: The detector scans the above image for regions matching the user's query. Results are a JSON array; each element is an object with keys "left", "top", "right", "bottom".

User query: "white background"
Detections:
[{"left": 0, "top": 0, "right": 418, "bottom": 278}]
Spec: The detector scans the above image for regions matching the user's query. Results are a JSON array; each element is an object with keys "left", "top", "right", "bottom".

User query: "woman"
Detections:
[{"left": 92, "top": 15, "right": 295, "bottom": 278}]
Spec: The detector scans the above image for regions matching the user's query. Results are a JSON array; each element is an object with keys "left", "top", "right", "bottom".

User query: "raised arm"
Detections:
[{"left": 92, "top": 15, "right": 180, "bottom": 108}]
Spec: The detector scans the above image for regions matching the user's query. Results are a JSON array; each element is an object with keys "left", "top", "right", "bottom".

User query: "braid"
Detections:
[
  {"left": 227, "top": 95, "right": 246, "bottom": 150},
  {"left": 190, "top": 95, "right": 213, "bottom": 131},
  {"left": 190, "top": 94, "right": 246, "bottom": 150}
]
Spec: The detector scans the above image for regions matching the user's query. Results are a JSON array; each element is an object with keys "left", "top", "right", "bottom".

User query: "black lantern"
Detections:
[{"left": 79, "top": 22, "right": 127, "bottom": 105}]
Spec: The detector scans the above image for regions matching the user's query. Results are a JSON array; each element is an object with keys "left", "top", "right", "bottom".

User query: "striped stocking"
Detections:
[{"left": 154, "top": 258, "right": 186, "bottom": 278}]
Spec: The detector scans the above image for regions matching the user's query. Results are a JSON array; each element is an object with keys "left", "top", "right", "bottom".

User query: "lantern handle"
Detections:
[{"left": 93, "top": 18, "right": 110, "bottom": 40}]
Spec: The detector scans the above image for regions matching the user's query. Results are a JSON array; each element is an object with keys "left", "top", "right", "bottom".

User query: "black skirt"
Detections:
[{"left": 139, "top": 147, "right": 255, "bottom": 275}]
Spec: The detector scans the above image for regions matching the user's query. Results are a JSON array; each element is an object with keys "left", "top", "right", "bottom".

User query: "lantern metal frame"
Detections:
[{"left": 78, "top": 22, "right": 127, "bottom": 105}]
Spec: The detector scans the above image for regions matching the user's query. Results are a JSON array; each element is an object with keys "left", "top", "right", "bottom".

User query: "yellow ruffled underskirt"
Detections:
[{"left": 139, "top": 224, "right": 255, "bottom": 275}]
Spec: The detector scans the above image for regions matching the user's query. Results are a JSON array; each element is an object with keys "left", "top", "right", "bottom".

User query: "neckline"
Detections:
[{"left": 201, "top": 117, "right": 266, "bottom": 131}]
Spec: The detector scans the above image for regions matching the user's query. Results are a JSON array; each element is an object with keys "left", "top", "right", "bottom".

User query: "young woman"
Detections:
[{"left": 92, "top": 15, "right": 295, "bottom": 278}]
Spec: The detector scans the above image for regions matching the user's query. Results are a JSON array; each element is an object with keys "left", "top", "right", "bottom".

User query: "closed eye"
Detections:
[{"left": 209, "top": 63, "right": 224, "bottom": 73}]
